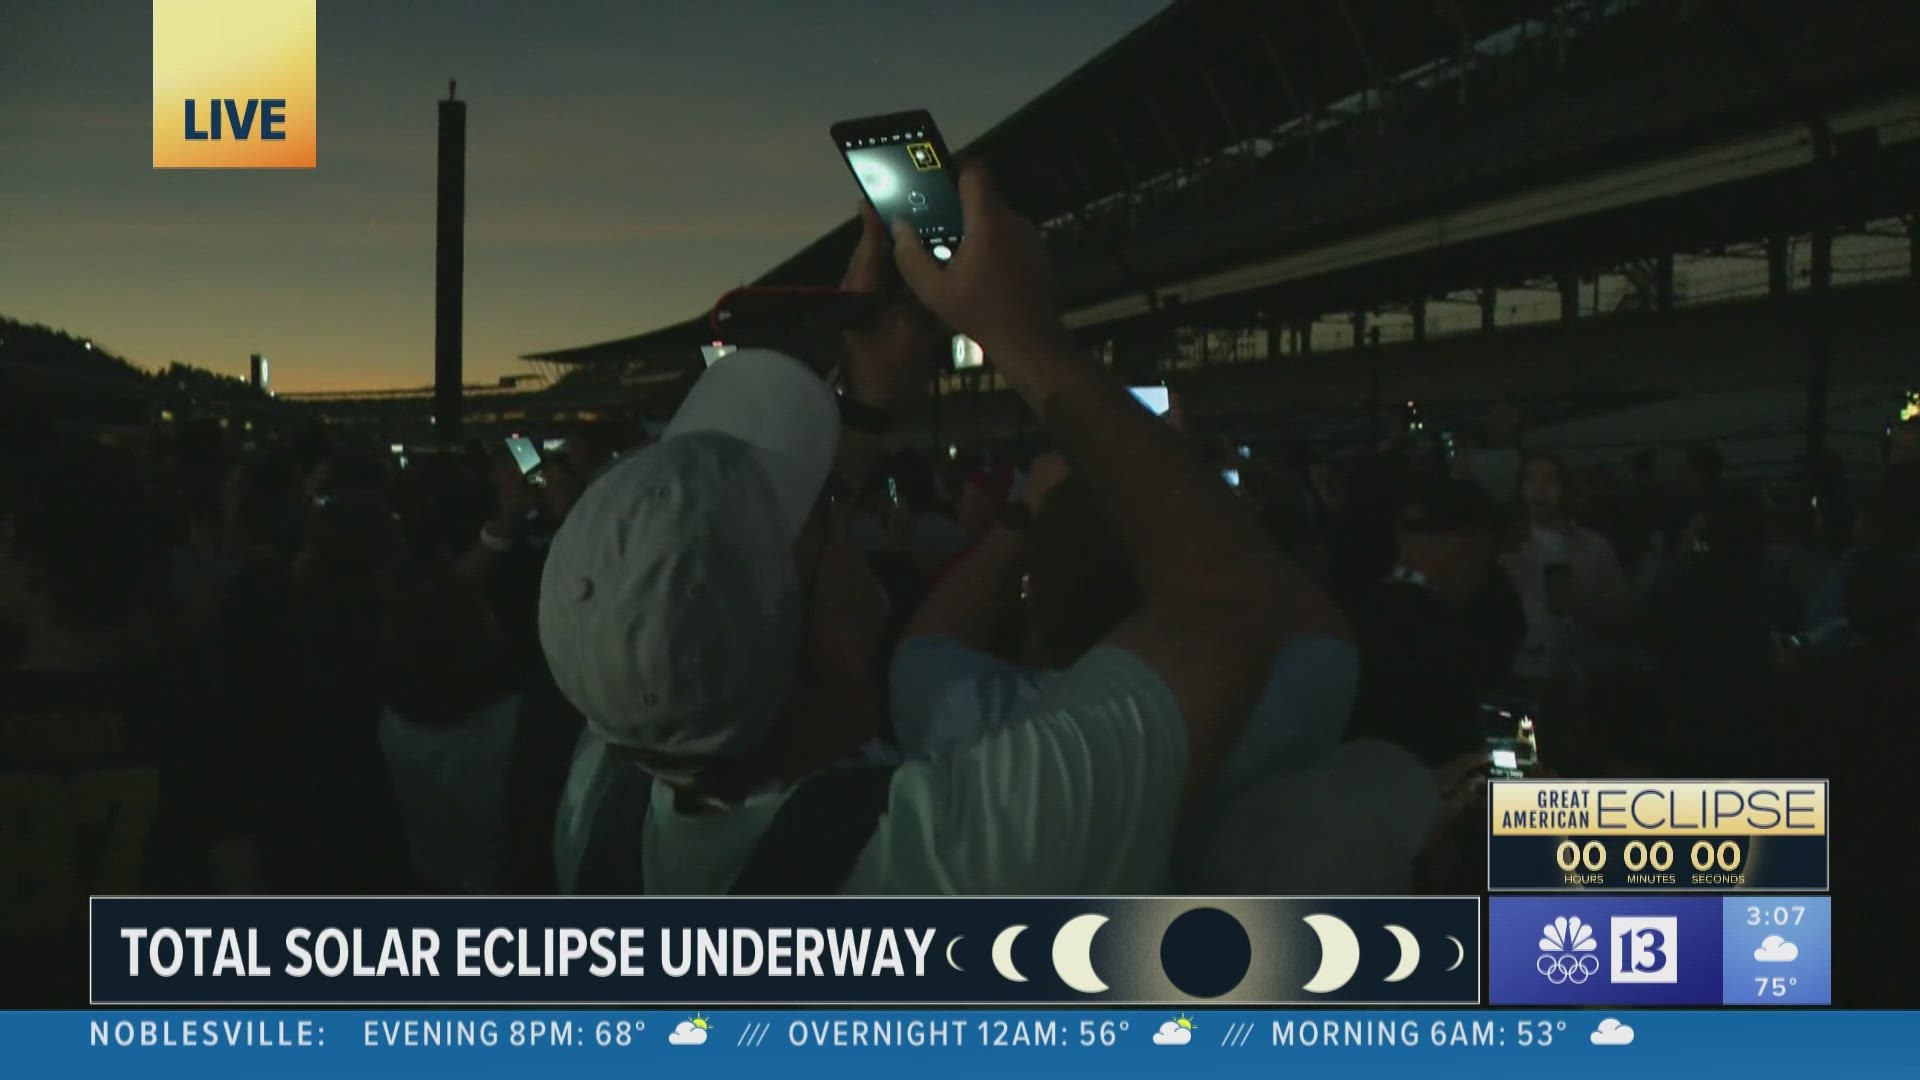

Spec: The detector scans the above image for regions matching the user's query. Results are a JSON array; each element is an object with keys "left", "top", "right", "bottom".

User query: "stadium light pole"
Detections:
[{"left": 435, "top": 81, "right": 467, "bottom": 445}]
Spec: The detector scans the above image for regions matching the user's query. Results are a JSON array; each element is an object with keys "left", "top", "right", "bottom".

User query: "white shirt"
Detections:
[
  {"left": 377, "top": 694, "right": 522, "bottom": 893},
  {"left": 1196, "top": 739, "right": 1440, "bottom": 895},
  {"left": 636, "top": 647, "right": 1188, "bottom": 895}
]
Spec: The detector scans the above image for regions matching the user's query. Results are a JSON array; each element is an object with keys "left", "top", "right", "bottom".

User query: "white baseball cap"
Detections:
[{"left": 536, "top": 349, "right": 840, "bottom": 781}]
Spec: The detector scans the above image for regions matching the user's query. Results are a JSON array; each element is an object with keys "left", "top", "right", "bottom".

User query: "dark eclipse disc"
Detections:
[{"left": 1160, "top": 907, "right": 1252, "bottom": 998}]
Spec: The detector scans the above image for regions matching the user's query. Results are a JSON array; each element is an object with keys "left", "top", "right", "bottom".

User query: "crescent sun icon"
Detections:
[
  {"left": 1383, "top": 925, "right": 1420, "bottom": 983},
  {"left": 1445, "top": 935, "right": 1465, "bottom": 972},
  {"left": 1301, "top": 914, "right": 1361, "bottom": 994},
  {"left": 945, "top": 936, "right": 963, "bottom": 972},
  {"left": 991, "top": 925, "right": 1029, "bottom": 983},
  {"left": 1050, "top": 914, "right": 1110, "bottom": 994}
]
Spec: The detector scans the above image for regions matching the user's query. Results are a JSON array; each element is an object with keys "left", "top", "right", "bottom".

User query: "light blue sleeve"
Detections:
[
  {"left": 887, "top": 636, "right": 1044, "bottom": 759},
  {"left": 1215, "top": 635, "right": 1358, "bottom": 802}
]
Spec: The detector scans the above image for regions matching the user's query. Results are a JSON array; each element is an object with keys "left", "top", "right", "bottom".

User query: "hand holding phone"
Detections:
[
  {"left": 886, "top": 166, "right": 1062, "bottom": 359},
  {"left": 832, "top": 110, "right": 963, "bottom": 260},
  {"left": 504, "top": 435, "right": 547, "bottom": 488}
]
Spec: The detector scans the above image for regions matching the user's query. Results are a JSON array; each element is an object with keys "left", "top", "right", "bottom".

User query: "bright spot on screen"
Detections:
[
  {"left": 854, "top": 158, "right": 897, "bottom": 200},
  {"left": 951, "top": 334, "right": 984, "bottom": 370}
]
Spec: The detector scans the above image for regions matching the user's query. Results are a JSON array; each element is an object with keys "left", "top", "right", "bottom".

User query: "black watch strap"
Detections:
[{"left": 837, "top": 394, "right": 894, "bottom": 435}]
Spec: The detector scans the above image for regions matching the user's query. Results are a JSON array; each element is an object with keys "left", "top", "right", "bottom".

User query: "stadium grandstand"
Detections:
[
  {"left": 525, "top": 0, "right": 1919, "bottom": 483},
  {"left": 0, "top": 316, "right": 287, "bottom": 436}
]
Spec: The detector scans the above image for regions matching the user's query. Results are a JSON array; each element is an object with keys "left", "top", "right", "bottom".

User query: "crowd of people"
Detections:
[{"left": 4, "top": 171, "right": 1916, "bottom": 1004}]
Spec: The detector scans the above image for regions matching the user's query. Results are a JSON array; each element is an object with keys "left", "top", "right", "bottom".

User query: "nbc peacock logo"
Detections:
[{"left": 1536, "top": 916, "right": 1601, "bottom": 985}]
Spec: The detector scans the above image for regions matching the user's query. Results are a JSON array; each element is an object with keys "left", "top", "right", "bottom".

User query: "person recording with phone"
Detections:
[
  {"left": 1502, "top": 452, "right": 1626, "bottom": 693},
  {"left": 542, "top": 162, "right": 1338, "bottom": 895}
]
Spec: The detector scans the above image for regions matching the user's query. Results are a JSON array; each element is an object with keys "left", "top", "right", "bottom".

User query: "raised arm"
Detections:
[
  {"left": 902, "top": 523, "right": 1028, "bottom": 649},
  {"left": 892, "top": 167, "right": 1347, "bottom": 798},
  {"left": 832, "top": 202, "right": 934, "bottom": 495}
]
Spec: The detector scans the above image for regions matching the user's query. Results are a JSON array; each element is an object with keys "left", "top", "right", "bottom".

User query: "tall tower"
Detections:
[{"left": 435, "top": 80, "right": 467, "bottom": 443}]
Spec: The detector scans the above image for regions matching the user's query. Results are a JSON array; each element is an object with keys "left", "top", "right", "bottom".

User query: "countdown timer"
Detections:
[{"left": 1487, "top": 780, "right": 1827, "bottom": 892}]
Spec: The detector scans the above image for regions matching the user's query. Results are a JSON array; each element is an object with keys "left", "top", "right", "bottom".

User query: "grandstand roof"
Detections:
[{"left": 525, "top": 0, "right": 1556, "bottom": 368}]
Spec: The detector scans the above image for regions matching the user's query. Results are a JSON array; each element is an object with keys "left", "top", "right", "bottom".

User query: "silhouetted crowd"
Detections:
[{"left": 4, "top": 173, "right": 1916, "bottom": 1006}]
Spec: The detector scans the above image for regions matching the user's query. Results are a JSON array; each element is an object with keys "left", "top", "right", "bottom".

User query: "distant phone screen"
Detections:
[
  {"left": 1222, "top": 468, "right": 1241, "bottom": 488},
  {"left": 951, "top": 334, "right": 985, "bottom": 370},
  {"left": 701, "top": 343, "right": 735, "bottom": 367},
  {"left": 834, "top": 111, "right": 962, "bottom": 259},
  {"left": 1129, "top": 386, "right": 1171, "bottom": 416},
  {"left": 1482, "top": 702, "right": 1538, "bottom": 777},
  {"left": 505, "top": 436, "right": 542, "bottom": 477}
]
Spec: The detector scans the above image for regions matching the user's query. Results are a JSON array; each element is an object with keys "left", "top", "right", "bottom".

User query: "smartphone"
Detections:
[
  {"left": 505, "top": 435, "right": 545, "bottom": 485},
  {"left": 951, "top": 333, "right": 985, "bottom": 370},
  {"left": 542, "top": 438, "right": 569, "bottom": 454},
  {"left": 831, "top": 110, "right": 963, "bottom": 261},
  {"left": 1128, "top": 385, "right": 1171, "bottom": 416},
  {"left": 700, "top": 342, "right": 735, "bottom": 367},
  {"left": 887, "top": 476, "right": 901, "bottom": 507},
  {"left": 1481, "top": 703, "right": 1539, "bottom": 778},
  {"left": 1236, "top": 444, "right": 1252, "bottom": 460},
  {"left": 1222, "top": 468, "right": 1241, "bottom": 489}
]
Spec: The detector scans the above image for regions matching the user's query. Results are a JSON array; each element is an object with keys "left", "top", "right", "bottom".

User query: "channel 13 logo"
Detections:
[
  {"left": 152, "top": 0, "right": 316, "bottom": 168},
  {"left": 1494, "top": 899, "right": 1716, "bottom": 1004}
]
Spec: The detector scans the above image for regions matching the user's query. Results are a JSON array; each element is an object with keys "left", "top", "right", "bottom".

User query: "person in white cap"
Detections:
[{"left": 545, "top": 170, "right": 1339, "bottom": 894}]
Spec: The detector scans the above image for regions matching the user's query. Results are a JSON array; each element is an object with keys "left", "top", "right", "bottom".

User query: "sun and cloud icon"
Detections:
[
  {"left": 1755, "top": 935, "right": 1800, "bottom": 962},
  {"left": 668, "top": 1015, "right": 712, "bottom": 1046},
  {"left": 1590, "top": 1018, "right": 1635, "bottom": 1046},
  {"left": 1153, "top": 1014, "right": 1196, "bottom": 1046}
]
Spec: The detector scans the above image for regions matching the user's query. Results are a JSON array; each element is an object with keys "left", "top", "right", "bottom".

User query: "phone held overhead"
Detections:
[
  {"left": 504, "top": 435, "right": 546, "bottom": 487},
  {"left": 831, "top": 110, "right": 963, "bottom": 262}
]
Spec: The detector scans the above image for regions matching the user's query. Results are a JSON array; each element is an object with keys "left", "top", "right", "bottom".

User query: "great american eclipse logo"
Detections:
[{"left": 152, "top": 0, "right": 317, "bottom": 168}]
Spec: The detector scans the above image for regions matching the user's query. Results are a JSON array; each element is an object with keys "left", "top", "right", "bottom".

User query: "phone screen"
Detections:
[
  {"left": 951, "top": 333, "right": 985, "bottom": 370},
  {"left": 1129, "top": 385, "right": 1171, "bottom": 416},
  {"left": 1222, "top": 468, "right": 1241, "bottom": 488},
  {"left": 832, "top": 111, "right": 962, "bottom": 261},
  {"left": 505, "top": 435, "right": 543, "bottom": 477},
  {"left": 701, "top": 343, "right": 735, "bottom": 367},
  {"left": 1481, "top": 703, "right": 1538, "bottom": 778}
]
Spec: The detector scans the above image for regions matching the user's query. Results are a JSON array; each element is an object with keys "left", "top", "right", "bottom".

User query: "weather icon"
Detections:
[
  {"left": 1153, "top": 1015, "right": 1195, "bottom": 1046},
  {"left": 1590, "top": 1018, "right": 1635, "bottom": 1046},
  {"left": 1755, "top": 936, "right": 1800, "bottom": 963},
  {"left": 669, "top": 1015, "right": 712, "bottom": 1046}
]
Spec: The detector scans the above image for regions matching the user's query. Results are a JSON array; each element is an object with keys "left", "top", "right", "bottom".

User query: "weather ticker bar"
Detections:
[{"left": 1488, "top": 780, "right": 1829, "bottom": 892}]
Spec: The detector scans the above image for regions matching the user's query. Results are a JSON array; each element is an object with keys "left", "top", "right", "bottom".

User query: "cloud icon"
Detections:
[
  {"left": 669, "top": 1021, "right": 708, "bottom": 1046},
  {"left": 1590, "top": 1018, "right": 1635, "bottom": 1046},
  {"left": 1755, "top": 936, "right": 1799, "bottom": 963},
  {"left": 1153, "top": 1021, "right": 1192, "bottom": 1046}
]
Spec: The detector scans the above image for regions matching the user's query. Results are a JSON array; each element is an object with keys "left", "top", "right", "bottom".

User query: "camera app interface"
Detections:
[{"left": 842, "top": 125, "right": 962, "bottom": 260}]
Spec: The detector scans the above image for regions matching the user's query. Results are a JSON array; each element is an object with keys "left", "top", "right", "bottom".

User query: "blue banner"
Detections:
[
  {"left": 90, "top": 896, "right": 1479, "bottom": 1005},
  {"left": 5, "top": 1011, "right": 1917, "bottom": 1077},
  {"left": 1490, "top": 897, "right": 1831, "bottom": 1006}
]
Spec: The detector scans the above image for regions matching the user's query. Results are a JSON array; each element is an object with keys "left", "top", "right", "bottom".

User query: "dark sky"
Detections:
[{"left": 1, "top": 0, "right": 1167, "bottom": 392}]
